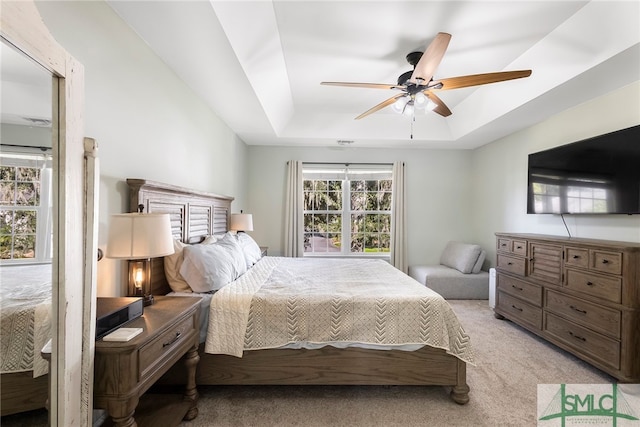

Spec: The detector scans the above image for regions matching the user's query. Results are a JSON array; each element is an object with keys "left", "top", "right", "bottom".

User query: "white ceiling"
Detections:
[{"left": 107, "top": 1, "right": 640, "bottom": 149}]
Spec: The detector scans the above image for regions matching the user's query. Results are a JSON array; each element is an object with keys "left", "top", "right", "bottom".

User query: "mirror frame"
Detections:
[{"left": 1, "top": 2, "right": 97, "bottom": 425}]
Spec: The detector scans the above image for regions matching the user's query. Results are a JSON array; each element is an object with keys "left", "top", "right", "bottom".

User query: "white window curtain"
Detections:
[
  {"left": 390, "top": 161, "right": 407, "bottom": 273},
  {"left": 284, "top": 160, "right": 304, "bottom": 257}
]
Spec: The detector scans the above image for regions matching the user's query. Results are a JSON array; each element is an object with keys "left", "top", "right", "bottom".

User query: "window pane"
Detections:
[
  {"left": 328, "top": 180, "right": 342, "bottom": 191},
  {"left": 366, "top": 192, "right": 377, "bottom": 210},
  {"left": 351, "top": 214, "right": 364, "bottom": 233},
  {"left": 328, "top": 190, "right": 342, "bottom": 210},
  {"left": 17, "top": 167, "right": 40, "bottom": 182},
  {"left": 16, "top": 182, "right": 39, "bottom": 206},
  {"left": 13, "top": 234, "right": 36, "bottom": 258},
  {"left": 314, "top": 214, "right": 327, "bottom": 232},
  {"left": 0, "top": 210, "right": 13, "bottom": 231},
  {"left": 14, "top": 210, "right": 37, "bottom": 233},
  {"left": 379, "top": 180, "right": 392, "bottom": 191},
  {"left": 0, "top": 182, "right": 15, "bottom": 205},
  {"left": 0, "top": 166, "right": 16, "bottom": 181},
  {"left": 350, "top": 180, "right": 365, "bottom": 191},
  {"left": 327, "top": 214, "right": 341, "bottom": 232},
  {"left": 303, "top": 214, "right": 315, "bottom": 232},
  {"left": 380, "top": 192, "right": 392, "bottom": 210},
  {"left": 350, "top": 191, "right": 365, "bottom": 210},
  {"left": 366, "top": 180, "right": 377, "bottom": 191},
  {"left": 351, "top": 233, "right": 364, "bottom": 252},
  {"left": 367, "top": 214, "right": 383, "bottom": 232},
  {"left": 303, "top": 191, "right": 314, "bottom": 210},
  {"left": 380, "top": 233, "right": 390, "bottom": 252},
  {"left": 0, "top": 235, "right": 11, "bottom": 259},
  {"left": 303, "top": 180, "right": 313, "bottom": 191}
]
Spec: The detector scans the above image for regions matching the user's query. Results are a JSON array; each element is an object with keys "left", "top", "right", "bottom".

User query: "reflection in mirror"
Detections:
[{"left": 0, "top": 39, "right": 54, "bottom": 415}]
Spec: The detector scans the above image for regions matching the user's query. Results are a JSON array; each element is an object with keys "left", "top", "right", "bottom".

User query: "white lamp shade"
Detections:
[
  {"left": 230, "top": 213, "right": 253, "bottom": 232},
  {"left": 105, "top": 213, "right": 174, "bottom": 259}
]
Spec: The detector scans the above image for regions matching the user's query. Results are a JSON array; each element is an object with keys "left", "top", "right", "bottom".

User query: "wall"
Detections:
[
  {"left": 37, "top": 1, "right": 248, "bottom": 296},
  {"left": 246, "top": 146, "right": 475, "bottom": 267},
  {"left": 471, "top": 81, "right": 640, "bottom": 265}
]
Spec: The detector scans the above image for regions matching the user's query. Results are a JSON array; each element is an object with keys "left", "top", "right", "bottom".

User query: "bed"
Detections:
[
  {"left": 127, "top": 178, "right": 473, "bottom": 404},
  {"left": 0, "top": 263, "right": 52, "bottom": 416}
]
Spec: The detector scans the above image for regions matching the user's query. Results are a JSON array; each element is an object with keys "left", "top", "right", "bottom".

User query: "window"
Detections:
[
  {"left": 0, "top": 152, "right": 52, "bottom": 263},
  {"left": 303, "top": 164, "right": 392, "bottom": 256}
]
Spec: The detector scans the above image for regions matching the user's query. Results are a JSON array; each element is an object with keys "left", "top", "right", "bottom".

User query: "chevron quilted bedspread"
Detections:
[
  {"left": 0, "top": 264, "right": 52, "bottom": 378},
  {"left": 205, "top": 257, "right": 474, "bottom": 364}
]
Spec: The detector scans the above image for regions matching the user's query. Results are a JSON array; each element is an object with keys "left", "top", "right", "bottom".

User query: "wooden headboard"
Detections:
[{"left": 126, "top": 178, "right": 234, "bottom": 296}]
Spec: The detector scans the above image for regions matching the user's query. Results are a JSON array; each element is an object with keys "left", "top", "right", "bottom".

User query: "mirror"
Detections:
[
  {"left": 0, "top": 38, "right": 55, "bottom": 415},
  {"left": 1, "top": 2, "right": 94, "bottom": 424}
]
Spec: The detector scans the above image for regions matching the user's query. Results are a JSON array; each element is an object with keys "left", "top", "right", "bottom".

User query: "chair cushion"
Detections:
[{"left": 439, "top": 241, "right": 483, "bottom": 274}]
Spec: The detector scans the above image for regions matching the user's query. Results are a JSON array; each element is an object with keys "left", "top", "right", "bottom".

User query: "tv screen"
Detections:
[{"left": 527, "top": 124, "right": 640, "bottom": 214}]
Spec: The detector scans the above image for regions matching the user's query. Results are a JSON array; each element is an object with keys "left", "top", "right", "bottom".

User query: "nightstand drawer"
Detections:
[
  {"left": 139, "top": 315, "right": 195, "bottom": 379},
  {"left": 565, "top": 247, "right": 589, "bottom": 269}
]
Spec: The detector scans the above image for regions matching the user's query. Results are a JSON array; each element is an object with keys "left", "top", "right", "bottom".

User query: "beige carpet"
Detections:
[{"left": 1, "top": 300, "right": 614, "bottom": 426}]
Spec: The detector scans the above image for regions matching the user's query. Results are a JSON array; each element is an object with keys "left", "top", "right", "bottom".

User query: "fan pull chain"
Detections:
[{"left": 410, "top": 112, "right": 415, "bottom": 140}]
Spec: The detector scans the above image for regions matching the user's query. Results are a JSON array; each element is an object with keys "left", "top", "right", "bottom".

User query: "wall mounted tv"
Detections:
[{"left": 527, "top": 124, "right": 640, "bottom": 215}]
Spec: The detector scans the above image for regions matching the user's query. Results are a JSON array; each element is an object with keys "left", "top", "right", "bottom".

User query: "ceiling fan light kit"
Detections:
[{"left": 321, "top": 32, "right": 532, "bottom": 124}]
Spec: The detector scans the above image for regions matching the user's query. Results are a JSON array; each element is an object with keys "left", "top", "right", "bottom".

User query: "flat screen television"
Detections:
[{"left": 527, "top": 124, "right": 640, "bottom": 214}]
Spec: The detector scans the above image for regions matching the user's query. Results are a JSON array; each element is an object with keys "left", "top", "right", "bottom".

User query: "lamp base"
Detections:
[{"left": 143, "top": 294, "right": 155, "bottom": 306}]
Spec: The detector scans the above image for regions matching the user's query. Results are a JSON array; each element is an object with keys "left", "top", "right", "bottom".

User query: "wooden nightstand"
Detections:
[
  {"left": 260, "top": 246, "right": 268, "bottom": 257},
  {"left": 94, "top": 296, "right": 201, "bottom": 427}
]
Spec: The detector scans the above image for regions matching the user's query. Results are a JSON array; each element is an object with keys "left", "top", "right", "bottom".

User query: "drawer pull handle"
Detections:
[
  {"left": 572, "top": 255, "right": 580, "bottom": 259},
  {"left": 501, "top": 244, "right": 507, "bottom": 247},
  {"left": 507, "top": 262, "right": 513, "bottom": 266},
  {"left": 568, "top": 331, "right": 586, "bottom": 342},
  {"left": 511, "top": 285, "right": 523, "bottom": 291},
  {"left": 516, "top": 246, "right": 522, "bottom": 249},
  {"left": 511, "top": 305, "right": 523, "bottom": 312},
  {"left": 586, "top": 281, "right": 594, "bottom": 286},
  {"left": 602, "top": 259, "right": 609, "bottom": 264},
  {"left": 569, "top": 305, "right": 587, "bottom": 314},
  {"left": 163, "top": 331, "right": 182, "bottom": 348}
]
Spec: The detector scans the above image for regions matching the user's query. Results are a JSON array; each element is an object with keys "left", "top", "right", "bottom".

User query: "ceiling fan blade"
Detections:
[
  {"left": 355, "top": 94, "right": 406, "bottom": 120},
  {"left": 410, "top": 32, "right": 452, "bottom": 84},
  {"left": 321, "top": 82, "right": 405, "bottom": 90},
  {"left": 424, "top": 91, "right": 452, "bottom": 117},
  {"left": 433, "top": 70, "right": 532, "bottom": 91}
]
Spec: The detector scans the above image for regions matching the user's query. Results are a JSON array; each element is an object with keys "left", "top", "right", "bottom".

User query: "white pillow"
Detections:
[
  {"left": 179, "top": 233, "right": 247, "bottom": 293},
  {"left": 164, "top": 237, "right": 217, "bottom": 293},
  {"left": 235, "top": 232, "right": 263, "bottom": 269},
  {"left": 439, "top": 241, "right": 482, "bottom": 274},
  {"left": 164, "top": 239, "right": 191, "bottom": 293}
]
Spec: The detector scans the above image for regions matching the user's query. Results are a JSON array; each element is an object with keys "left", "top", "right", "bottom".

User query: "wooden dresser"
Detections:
[{"left": 494, "top": 233, "right": 640, "bottom": 382}]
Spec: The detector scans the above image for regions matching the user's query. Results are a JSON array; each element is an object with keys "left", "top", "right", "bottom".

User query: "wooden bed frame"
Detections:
[{"left": 128, "top": 178, "right": 470, "bottom": 404}]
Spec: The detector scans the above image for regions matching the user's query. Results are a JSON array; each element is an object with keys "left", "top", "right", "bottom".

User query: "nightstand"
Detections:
[
  {"left": 260, "top": 246, "right": 268, "bottom": 257},
  {"left": 94, "top": 296, "right": 201, "bottom": 427}
]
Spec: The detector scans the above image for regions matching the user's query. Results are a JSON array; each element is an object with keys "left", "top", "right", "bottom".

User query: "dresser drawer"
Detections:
[
  {"left": 139, "top": 315, "right": 195, "bottom": 379},
  {"left": 565, "top": 247, "right": 589, "bottom": 269},
  {"left": 497, "top": 254, "right": 526, "bottom": 276},
  {"left": 496, "top": 238, "right": 527, "bottom": 256},
  {"left": 497, "top": 291, "right": 542, "bottom": 330},
  {"left": 591, "top": 250, "right": 622, "bottom": 275},
  {"left": 545, "top": 289, "right": 621, "bottom": 339},
  {"left": 497, "top": 274, "right": 541, "bottom": 306},
  {"left": 565, "top": 268, "right": 622, "bottom": 304},
  {"left": 544, "top": 312, "right": 620, "bottom": 370}
]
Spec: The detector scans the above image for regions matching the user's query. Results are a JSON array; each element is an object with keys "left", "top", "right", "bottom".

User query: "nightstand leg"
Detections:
[{"left": 182, "top": 345, "right": 200, "bottom": 421}]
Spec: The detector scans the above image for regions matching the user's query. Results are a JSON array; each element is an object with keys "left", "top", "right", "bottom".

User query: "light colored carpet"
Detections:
[{"left": 1, "top": 300, "right": 614, "bottom": 426}]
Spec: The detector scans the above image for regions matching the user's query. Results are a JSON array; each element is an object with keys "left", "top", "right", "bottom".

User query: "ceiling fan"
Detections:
[{"left": 321, "top": 32, "right": 532, "bottom": 120}]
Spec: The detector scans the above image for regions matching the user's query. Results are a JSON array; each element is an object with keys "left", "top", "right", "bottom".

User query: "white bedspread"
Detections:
[
  {"left": 205, "top": 257, "right": 474, "bottom": 365},
  {"left": 0, "top": 264, "right": 52, "bottom": 377}
]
